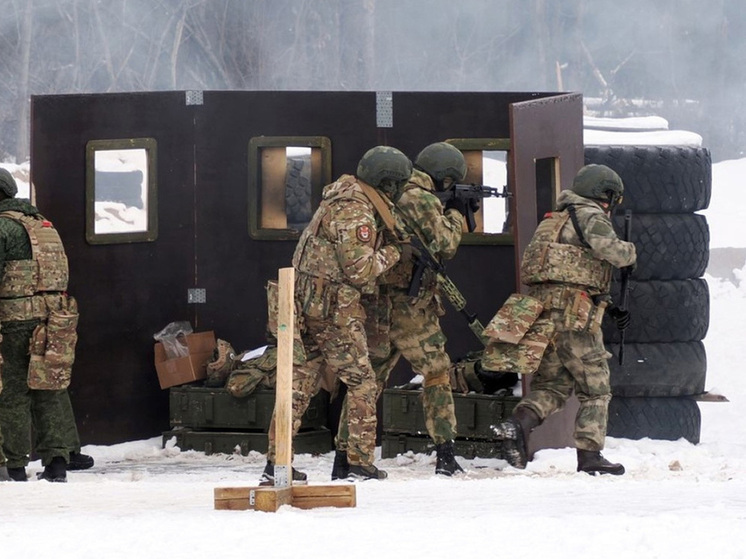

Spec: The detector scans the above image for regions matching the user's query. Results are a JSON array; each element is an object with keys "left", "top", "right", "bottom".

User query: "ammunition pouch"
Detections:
[
  {"left": 27, "top": 295, "right": 79, "bottom": 390},
  {"left": 481, "top": 293, "right": 553, "bottom": 375},
  {"left": 483, "top": 293, "right": 544, "bottom": 344},
  {"left": 528, "top": 284, "right": 607, "bottom": 334}
]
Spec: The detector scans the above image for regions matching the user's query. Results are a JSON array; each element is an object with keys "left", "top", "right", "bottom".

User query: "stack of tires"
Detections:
[{"left": 585, "top": 145, "right": 712, "bottom": 444}]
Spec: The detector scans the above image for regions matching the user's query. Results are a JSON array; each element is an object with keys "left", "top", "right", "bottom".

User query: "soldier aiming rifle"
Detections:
[{"left": 433, "top": 183, "right": 510, "bottom": 232}]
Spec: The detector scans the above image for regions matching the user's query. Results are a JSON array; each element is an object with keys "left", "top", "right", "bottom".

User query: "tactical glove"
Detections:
[
  {"left": 607, "top": 306, "right": 631, "bottom": 331},
  {"left": 445, "top": 196, "right": 469, "bottom": 217}
]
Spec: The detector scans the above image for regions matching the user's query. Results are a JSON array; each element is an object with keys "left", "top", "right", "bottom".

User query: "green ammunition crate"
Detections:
[
  {"left": 169, "top": 386, "right": 328, "bottom": 431},
  {"left": 162, "top": 427, "right": 333, "bottom": 456},
  {"left": 382, "top": 388, "right": 520, "bottom": 440},
  {"left": 381, "top": 432, "right": 508, "bottom": 460}
]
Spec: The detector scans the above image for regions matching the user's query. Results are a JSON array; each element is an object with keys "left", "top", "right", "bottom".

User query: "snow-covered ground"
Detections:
[{"left": 2, "top": 120, "right": 746, "bottom": 558}]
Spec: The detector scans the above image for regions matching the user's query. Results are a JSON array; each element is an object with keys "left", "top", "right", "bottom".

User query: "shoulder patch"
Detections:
[{"left": 356, "top": 225, "right": 372, "bottom": 243}]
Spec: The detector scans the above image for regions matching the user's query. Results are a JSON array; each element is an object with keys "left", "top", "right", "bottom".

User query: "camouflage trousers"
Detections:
[
  {"left": 517, "top": 316, "right": 612, "bottom": 451},
  {"left": 267, "top": 315, "right": 378, "bottom": 466},
  {"left": 0, "top": 321, "right": 80, "bottom": 468},
  {"left": 337, "top": 290, "right": 457, "bottom": 448}
]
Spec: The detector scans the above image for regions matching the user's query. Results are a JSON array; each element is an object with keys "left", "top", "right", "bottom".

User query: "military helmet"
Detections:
[
  {"left": 571, "top": 164, "right": 624, "bottom": 202},
  {"left": 356, "top": 146, "right": 413, "bottom": 188},
  {"left": 414, "top": 142, "right": 467, "bottom": 183}
]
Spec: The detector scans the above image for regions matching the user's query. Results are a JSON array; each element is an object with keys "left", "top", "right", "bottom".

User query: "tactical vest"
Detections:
[
  {"left": 520, "top": 210, "right": 612, "bottom": 294},
  {"left": 0, "top": 211, "right": 69, "bottom": 321},
  {"left": 292, "top": 175, "right": 388, "bottom": 288}
]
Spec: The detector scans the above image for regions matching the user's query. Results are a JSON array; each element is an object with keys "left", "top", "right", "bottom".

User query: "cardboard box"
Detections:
[{"left": 154, "top": 331, "right": 216, "bottom": 389}]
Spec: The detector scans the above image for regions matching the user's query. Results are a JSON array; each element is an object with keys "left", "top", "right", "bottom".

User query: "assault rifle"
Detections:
[
  {"left": 405, "top": 233, "right": 487, "bottom": 346},
  {"left": 433, "top": 183, "right": 510, "bottom": 233},
  {"left": 618, "top": 210, "right": 633, "bottom": 366}
]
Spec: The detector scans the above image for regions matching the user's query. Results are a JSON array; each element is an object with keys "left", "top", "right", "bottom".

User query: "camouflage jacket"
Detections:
[
  {"left": 292, "top": 175, "right": 400, "bottom": 321},
  {"left": 382, "top": 169, "right": 464, "bottom": 289},
  {"left": 521, "top": 190, "right": 636, "bottom": 297},
  {"left": 555, "top": 190, "right": 636, "bottom": 269}
]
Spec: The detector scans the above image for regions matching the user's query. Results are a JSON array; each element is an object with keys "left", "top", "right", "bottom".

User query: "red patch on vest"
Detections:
[
  {"left": 356, "top": 225, "right": 372, "bottom": 242},
  {"left": 42, "top": 220, "right": 53, "bottom": 227},
  {"left": 544, "top": 212, "right": 553, "bottom": 218}
]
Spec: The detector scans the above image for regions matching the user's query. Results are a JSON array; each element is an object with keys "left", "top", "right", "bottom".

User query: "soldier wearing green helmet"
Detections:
[
  {"left": 333, "top": 141, "right": 469, "bottom": 479},
  {"left": 492, "top": 163, "right": 636, "bottom": 476},
  {"left": 262, "top": 146, "right": 410, "bottom": 483}
]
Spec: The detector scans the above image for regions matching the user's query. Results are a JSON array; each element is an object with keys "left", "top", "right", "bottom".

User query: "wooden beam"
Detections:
[
  {"left": 214, "top": 484, "right": 356, "bottom": 512},
  {"left": 274, "top": 267, "right": 295, "bottom": 487}
]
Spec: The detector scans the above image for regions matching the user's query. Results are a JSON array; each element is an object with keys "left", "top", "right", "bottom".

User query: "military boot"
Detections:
[
  {"left": 576, "top": 449, "right": 625, "bottom": 476},
  {"left": 331, "top": 449, "right": 350, "bottom": 481},
  {"left": 7, "top": 466, "right": 27, "bottom": 482},
  {"left": 68, "top": 451, "right": 95, "bottom": 471},
  {"left": 0, "top": 466, "right": 10, "bottom": 481},
  {"left": 259, "top": 461, "right": 308, "bottom": 486},
  {"left": 39, "top": 456, "right": 67, "bottom": 483},
  {"left": 492, "top": 407, "right": 541, "bottom": 469},
  {"left": 346, "top": 464, "right": 387, "bottom": 481},
  {"left": 435, "top": 441, "right": 465, "bottom": 476}
]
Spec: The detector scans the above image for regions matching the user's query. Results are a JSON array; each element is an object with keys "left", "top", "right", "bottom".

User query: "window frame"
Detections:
[
  {"left": 248, "top": 136, "right": 332, "bottom": 241},
  {"left": 445, "top": 138, "right": 513, "bottom": 246},
  {"left": 85, "top": 137, "right": 158, "bottom": 245}
]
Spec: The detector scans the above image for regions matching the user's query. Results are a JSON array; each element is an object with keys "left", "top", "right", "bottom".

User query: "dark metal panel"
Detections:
[
  {"left": 31, "top": 92, "right": 196, "bottom": 444},
  {"left": 192, "top": 91, "right": 381, "bottom": 351},
  {"left": 509, "top": 92, "right": 585, "bottom": 455}
]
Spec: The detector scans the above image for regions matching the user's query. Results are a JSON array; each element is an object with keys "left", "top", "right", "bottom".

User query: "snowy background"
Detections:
[{"left": 2, "top": 119, "right": 746, "bottom": 558}]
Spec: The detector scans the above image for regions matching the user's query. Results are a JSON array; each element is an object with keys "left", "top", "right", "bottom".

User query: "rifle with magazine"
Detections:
[
  {"left": 399, "top": 220, "right": 487, "bottom": 346},
  {"left": 433, "top": 183, "right": 510, "bottom": 232}
]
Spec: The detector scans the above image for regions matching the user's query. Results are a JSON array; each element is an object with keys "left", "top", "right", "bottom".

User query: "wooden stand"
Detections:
[{"left": 214, "top": 267, "right": 356, "bottom": 512}]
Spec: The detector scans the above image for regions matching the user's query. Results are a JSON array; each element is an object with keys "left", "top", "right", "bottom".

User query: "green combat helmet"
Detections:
[
  {"left": 414, "top": 142, "right": 467, "bottom": 190},
  {"left": 571, "top": 164, "right": 624, "bottom": 208},
  {"left": 357, "top": 145, "right": 413, "bottom": 201}
]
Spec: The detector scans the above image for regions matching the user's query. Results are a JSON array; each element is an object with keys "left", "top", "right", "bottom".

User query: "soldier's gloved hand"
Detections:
[
  {"left": 468, "top": 197, "right": 481, "bottom": 213},
  {"left": 445, "top": 196, "right": 468, "bottom": 217},
  {"left": 608, "top": 306, "right": 631, "bottom": 331}
]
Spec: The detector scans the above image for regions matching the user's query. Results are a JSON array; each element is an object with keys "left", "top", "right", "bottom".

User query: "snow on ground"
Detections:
[{"left": 3, "top": 120, "right": 746, "bottom": 558}]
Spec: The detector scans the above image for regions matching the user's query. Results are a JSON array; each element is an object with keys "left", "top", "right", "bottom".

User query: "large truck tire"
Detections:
[
  {"left": 607, "top": 396, "right": 701, "bottom": 444},
  {"left": 611, "top": 213, "right": 709, "bottom": 281},
  {"left": 605, "top": 341, "right": 707, "bottom": 397},
  {"left": 584, "top": 145, "right": 711, "bottom": 213},
  {"left": 603, "top": 279, "right": 709, "bottom": 344}
]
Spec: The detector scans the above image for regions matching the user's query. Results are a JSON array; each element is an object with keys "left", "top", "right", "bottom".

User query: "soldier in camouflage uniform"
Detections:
[
  {"left": 333, "top": 142, "right": 470, "bottom": 479},
  {"left": 0, "top": 168, "right": 92, "bottom": 482},
  {"left": 262, "top": 146, "right": 411, "bottom": 483},
  {"left": 492, "top": 164, "right": 636, "bottom": 475}
]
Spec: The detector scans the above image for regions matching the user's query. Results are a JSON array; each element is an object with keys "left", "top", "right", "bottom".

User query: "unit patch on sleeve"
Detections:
[{"left": 356, "top": 225, "right": 372, "bottom": 242}]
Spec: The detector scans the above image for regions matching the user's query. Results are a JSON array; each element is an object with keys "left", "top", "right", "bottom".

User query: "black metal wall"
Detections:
[{"left": 30, "top": 90, "right": 576, "bottom": 445}]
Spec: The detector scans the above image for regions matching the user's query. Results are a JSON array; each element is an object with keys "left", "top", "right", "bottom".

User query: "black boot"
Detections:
[
  {"left": 0, "top": 466, "right": 10, "bottom": 482},
  {"left": 492, "top": 407, "right": 541, "bottom": 469},
  {"left": 331, "top": 450, "right": 350, "bottom": 481},
  {"left": 576, "top": 449, "right": 625, "bottom": 476},
  {"left": 435, "top": 441, "right": 465, "bottom": 476},
  {"left": 7, "top": 466, "right": 27, "bottom": 482},
  {"left": 259, "top": 461, "right": 308, "bottom": 486},
  {"left": 68, "top": 451, "right": 95, "bottom": 471},
  {"left": 39, "top": 456, "right": 67, "bottom": 483},
  {"left": 346, "top": 464, "right": 387, "bottom": 481}
]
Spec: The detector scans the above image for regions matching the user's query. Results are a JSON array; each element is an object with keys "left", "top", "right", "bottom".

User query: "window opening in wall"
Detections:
[
  {"left": 85, "top": 138, "right": 157, "bottom": 244},
  {"left": 249, "top": 136, "right": 331, "bottom": 240},
  {"left": 535, "top": 156, "right": 559, "bottom": 221},
  {"left": 446, "top": 139, "right": 512, "bottom": 245},
  {"left": 482, "top": 150, "right": 510, "bottom": 234}
]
